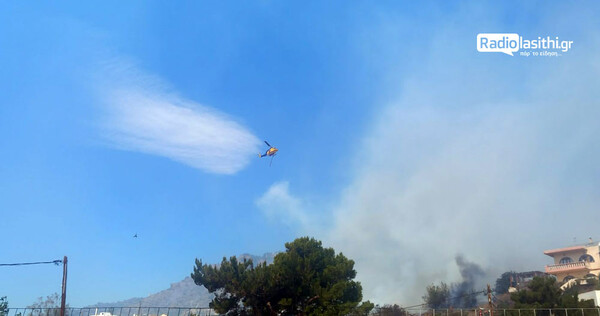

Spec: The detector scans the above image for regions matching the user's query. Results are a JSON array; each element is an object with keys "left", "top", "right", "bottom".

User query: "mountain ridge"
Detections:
[{"left": 88, "top": 253, "right": 277, "bottom": 308}]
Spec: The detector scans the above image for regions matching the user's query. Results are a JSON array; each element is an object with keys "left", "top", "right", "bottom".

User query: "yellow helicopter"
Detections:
[{"left": 259, "top": 141, "right": 278, "bottom": 166}]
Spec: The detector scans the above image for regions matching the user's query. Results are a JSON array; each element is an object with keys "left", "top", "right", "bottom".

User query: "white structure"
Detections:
[
  {"left": 579, "top": 290, "right": 600, "bottom": 307},
  {"left": 544, "top": 240, "right": 600, "bottom": 284}
]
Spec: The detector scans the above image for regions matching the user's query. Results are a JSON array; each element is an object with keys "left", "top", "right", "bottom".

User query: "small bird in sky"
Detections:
[{"left": 133, "top": 233, "right": 138, "bottom": 238}]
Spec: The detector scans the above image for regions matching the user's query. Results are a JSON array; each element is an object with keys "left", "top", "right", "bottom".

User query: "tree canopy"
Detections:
[
  {"left": 422, "top": 282, "right": 450, "bottom": 309},
  {"left": 0, "top": 297, "right": 8, "bottom": 316},
  {"left": 191, "top": 237, "right": 373, "bottom": 316},
  {"left": 495, "top": 271, "right": 517, "bottom": 295},
  {"left": 510, "top": 276, "right": 595, "bottom": 310},
  {"left": 422, "top": 281, "right": 483, "bottom": 309}
]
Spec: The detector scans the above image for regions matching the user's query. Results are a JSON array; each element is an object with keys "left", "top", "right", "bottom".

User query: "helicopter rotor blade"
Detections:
[
  {"left": 270, "top": 155, "right": 274, "bottom": 167},
  {"left": 264, "top": 140, "right": 272, "bottom": 147}
]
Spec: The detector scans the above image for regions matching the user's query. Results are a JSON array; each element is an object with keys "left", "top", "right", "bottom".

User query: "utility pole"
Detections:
[
  {"left": 487, "top": 284, "right": 493, "bottom": 316},
  {"left": 60, "top": 256, "right": 68, "bottom": 316}
]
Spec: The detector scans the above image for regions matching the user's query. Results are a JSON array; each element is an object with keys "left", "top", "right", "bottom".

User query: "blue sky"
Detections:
[{"left": 1, "top": 0, "right": 599, "bottom": 307}]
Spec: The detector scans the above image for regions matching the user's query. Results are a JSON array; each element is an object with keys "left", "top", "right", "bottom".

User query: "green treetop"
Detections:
[{"left": 191, "top": 237, "right": 373, "bottom": 316}]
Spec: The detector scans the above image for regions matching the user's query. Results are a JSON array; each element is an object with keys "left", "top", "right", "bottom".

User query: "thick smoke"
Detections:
[
  {"left": 320, "top": 4, "right": 600, "bottom": 305},
  {"left": 450, "top": 255, "right": 486, "bottom": 308}
]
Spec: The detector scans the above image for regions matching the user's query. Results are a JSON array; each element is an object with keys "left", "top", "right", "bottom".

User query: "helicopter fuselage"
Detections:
[{"left": 266, "top": 147, "right": 278, "bottom": 156}]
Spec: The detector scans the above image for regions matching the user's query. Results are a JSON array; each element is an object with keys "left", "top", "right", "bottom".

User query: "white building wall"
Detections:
[{"left": 579, "top": 290, "right": 600, "bottom": 307}]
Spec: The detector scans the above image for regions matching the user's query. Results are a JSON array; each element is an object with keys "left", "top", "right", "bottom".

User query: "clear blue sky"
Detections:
[{"left": 1, "top": 1, "right": 599, "bottom": 307}]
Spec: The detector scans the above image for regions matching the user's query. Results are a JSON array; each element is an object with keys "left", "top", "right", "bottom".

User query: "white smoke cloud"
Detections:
[
  {"left": 97, "top": 60, "right": 261, "bottom": 174},
  {"left": 256, "top": 181, "right": 311, "bottom": 228},
  {"left": 268, "top": 94, "right": 598, "bottom": 305},
  {"left": 326, "top": 83, "right": 600, "bottom": 304},
  {"left": 322, "top": 3, "right": 600, "bottom": 303},
  {"left": 257, "top": 7, "right": 600, "bottom": 305}
]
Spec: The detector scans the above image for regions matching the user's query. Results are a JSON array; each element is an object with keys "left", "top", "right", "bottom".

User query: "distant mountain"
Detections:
[
  {"left": 89, "top": 253, "right": 277, "bottom": 308},
  {"left": 236, "top": 252, "right": 277, "bottom": 265},
  {"left": 90, "top": 276, "right": 212, "bottom": 308}
]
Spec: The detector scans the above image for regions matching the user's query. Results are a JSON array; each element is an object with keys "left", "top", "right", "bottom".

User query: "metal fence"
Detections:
[
  {"left": 5, "top": 307, "right": 217, "bottom": 316},
  {"left": 392, "top": 308, "right": 600, "bottom": 316},
  {"left": 6, "top": 307, "right": 600, "bottom": 316}
]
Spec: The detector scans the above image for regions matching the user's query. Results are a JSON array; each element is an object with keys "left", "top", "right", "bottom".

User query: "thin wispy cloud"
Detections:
[{"left": 97, "top": 61, "right": 261, "bottom": 174}]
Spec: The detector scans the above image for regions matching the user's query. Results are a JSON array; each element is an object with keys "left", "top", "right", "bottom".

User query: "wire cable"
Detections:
[{"left": 0, "top": 260, "right": 62, "bottom": 267}]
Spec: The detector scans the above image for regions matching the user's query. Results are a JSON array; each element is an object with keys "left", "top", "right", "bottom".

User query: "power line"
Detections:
[
  {"left": 0, "top": 260, "right": 63, "bottom": 267},
  {"left": 1, "top": 256, "right": 69, "bottom": 316}
]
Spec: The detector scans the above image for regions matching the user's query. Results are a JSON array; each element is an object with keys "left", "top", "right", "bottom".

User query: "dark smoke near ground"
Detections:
[{"left": 451, "top": 255, "right": 486, "bottom": 308}]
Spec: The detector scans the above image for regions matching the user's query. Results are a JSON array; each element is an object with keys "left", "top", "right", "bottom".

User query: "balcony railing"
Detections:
[{"left": 545, "top": 261, "right": 590, "bottom": 273}]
